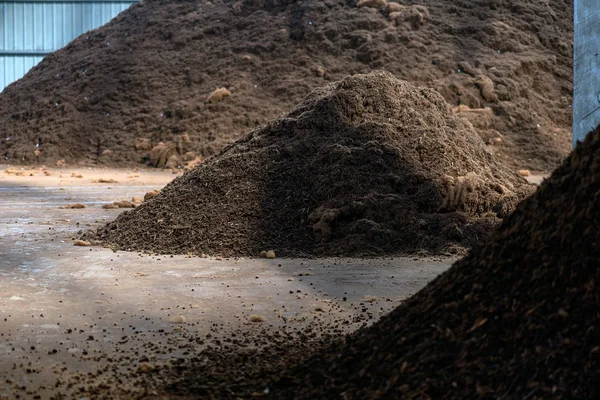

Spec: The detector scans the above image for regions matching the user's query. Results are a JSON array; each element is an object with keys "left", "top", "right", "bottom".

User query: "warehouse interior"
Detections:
[{"left": 1, "top": 1, "right": 598, "bottom": 399}]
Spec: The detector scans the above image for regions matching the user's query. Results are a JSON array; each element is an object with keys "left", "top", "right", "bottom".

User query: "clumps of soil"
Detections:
[
  {"left": 206, "top": 87, "right": 232, "bottom": 104},
  {"left": 4, "top": 168, "right": 27, "bottom": 176},
  {"left": 387, "top": 2, "right": 430, "bottom": 30},
  {"left": 259, "top": 250, "right": 277, "bottom": 259},
  {"left": 357, "top": 0, "right": 387, "bottom": 8},
  {"left": 475, "top": 74, "right": 498, "bottom": 103},
  {"left": 93, "top": 72, "right": 532, "bottom": 257},
  {"left": 136, "top": 363, "right": 154, "bottom": 374},
  {"left": 149, "top": 134, "right": 193, "bottom": 168},
  {"left": 262, "top": 125, "right": 600, "bottom": 398},
  {"left": 143, "top": 190, "right": 160, "bottom": 201},
  {"left": 519, "top": 169, "right": 531, "bottom": 177},
  {"left": 168, "top": 315, "right": 186, "bottom": 324},
  {"left": 0, "top": 0, "right": 572, "bottom": 172},
  {"left": 60, "top": 203, "right": 86, "bottom": 209},
  {"left": 91, "top": 178, "right": 119, "bottom": 183},
  {"left": 102, "top": 199, "right": 139, "bottom": 209},
  {"left": 249, "top": 314, "right": 267, "bottom": 323}
]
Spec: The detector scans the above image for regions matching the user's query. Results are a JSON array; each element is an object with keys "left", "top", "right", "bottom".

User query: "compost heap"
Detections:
[
  {"left": 93, "top": 72, "right": 532, "bottom": 257},
  {"left": 0, "top": 0, "right": 572, "bottom": 172},
  {"left": 158, "top": 122, "right": 600, "bottom": 400}
]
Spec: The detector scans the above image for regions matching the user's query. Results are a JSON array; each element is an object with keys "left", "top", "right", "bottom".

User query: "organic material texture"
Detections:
[
  {"left": 149, "top": 125, "right": 600, "bottom": 399},
  {"left": 93, "top": 72, "right": 532, "bottom": 256},
  {"left": 0, "top": 0, "right": 572, "bottom": 172},
  {"left": 263, "top": 125, "right": 600, "bottom": 398}
]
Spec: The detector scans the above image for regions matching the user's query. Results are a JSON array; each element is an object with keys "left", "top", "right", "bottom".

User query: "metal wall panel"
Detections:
[
  {"left": 1, "top": 0, "right": 137, "bottom": 92},
  {"left": 1, "top": 54, "right": 43, "bottom": 90}
]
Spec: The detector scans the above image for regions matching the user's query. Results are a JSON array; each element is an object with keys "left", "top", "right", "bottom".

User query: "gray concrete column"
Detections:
[{"left": 573, "top": 0, "right": 600, "bottom": 146}]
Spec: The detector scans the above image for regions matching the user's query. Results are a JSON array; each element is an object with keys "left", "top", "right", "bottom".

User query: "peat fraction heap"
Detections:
[
  {"left": 94, "top": 72, "right": 532, "bottom": 256},
  {"left": 0, "top": 0, "right": 572, "bottom": 172},
  {"left": 260, "top": 126, "right": 600, "bottom": 398},
  {"left": 117, "top": 116, "right": 600, "bottom": 400}
]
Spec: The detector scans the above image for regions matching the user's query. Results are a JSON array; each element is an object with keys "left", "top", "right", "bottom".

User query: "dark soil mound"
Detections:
[
  {"left": 93, "top": 72, "right": 532, "bottom": 256},
  {"left": 261, "top": 125, "right": 600, "bottom": 398},
  {"left": 92, "top": 124, "right": 600, "bottom": 400},
  {"left": 0, "top": 0, "right": 572, "bottom": 172}
]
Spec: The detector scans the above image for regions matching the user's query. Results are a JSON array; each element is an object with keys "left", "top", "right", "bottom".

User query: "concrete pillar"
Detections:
[{"left": 573, "top": 0, "right": 600, "bottom": 146}]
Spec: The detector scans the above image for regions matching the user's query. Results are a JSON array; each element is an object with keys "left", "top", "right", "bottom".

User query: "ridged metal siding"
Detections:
[{"left": 1, "top": 0, "right": 137, "bottom": 92}]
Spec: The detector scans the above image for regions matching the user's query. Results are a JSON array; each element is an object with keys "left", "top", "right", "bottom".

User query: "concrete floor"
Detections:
[{"left": 0, "top": 166, "right": 455, "bottom": 399}]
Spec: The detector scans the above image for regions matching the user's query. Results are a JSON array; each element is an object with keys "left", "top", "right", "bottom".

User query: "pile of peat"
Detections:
[
  {"left": 93, "top": 72, "right": 532, "bottom": 256},
  {"left": 0, "top": 0, "right": 572, "bottom": 172},
  {"left": 143, "top": 126, "right": 600, "bottom": 400},
  {"left": 261, "top": 126, "right": 600, "bottom": 398}
]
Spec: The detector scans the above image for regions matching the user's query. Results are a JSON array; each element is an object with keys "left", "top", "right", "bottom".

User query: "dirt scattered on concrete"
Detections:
[
  {"left": 103, "top": 200, "right": 138, "bottom": 209},
  {"left": 206, "top": 87, "right": 232, "bottom": 104},
  {"left": 0, "top": 0, "right": 572, "bottom": 172},
  {"left": 60, "top": 203, "right": 86, "bottom": 209},
  {"left": 93, "top": 72, "right": 533, "bottom": 257},
  {"left": 4, "top": 168, "right": 28, "bottom": 176},
  {"left": 11, "top": 300, "right": 392, "bottom": 400},
  {"left": 249, "top": 314, "right": 267, "bottom": 323},
  {"left": 143, "top": 190, "right": 160, "bottom": 201},
  {"left": 91, "top": 178, "right": 120, "bottom": 183},
  {"left": 168, "top": 315, "right": 187, "bottom": 324}
]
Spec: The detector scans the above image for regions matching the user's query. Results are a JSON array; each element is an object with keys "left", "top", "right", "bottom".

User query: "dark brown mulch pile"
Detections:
[
  {"left": 92, "top": 71, "right": 532, "bottom": 257},
  {"left": 0, "top": 0, "right": 572, "bottom": 172},
  {"left": 259, "top": 126, "right": 600, "bottom": 398},
  {"left": 105, "top": 124, "right": 600, "bottom": 400},
  {"left": 130, "top": 127, "right": 600, "bottom": 400}
]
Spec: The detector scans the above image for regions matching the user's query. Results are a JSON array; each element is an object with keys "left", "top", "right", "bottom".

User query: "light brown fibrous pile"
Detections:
[
  {"left": 0, "top": 0, "right": 572, "bottom": 172},
  {"left": 93, "top": 72, "right": 532, "bottom": 257}
]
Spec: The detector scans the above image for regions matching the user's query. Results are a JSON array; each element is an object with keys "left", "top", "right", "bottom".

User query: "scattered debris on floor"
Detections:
[{"left": 60, "top": 203, "right": 86, "bottom": 209}]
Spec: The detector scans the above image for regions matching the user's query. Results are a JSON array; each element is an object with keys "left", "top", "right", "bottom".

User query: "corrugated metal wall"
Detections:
[{"left": 0, "top": 0, "right": 138, "bottom": 92}]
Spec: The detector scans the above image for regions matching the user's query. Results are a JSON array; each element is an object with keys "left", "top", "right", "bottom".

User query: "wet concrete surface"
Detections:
[{"left": 0, "top": 166, "right": 456, "bottom": 398}]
